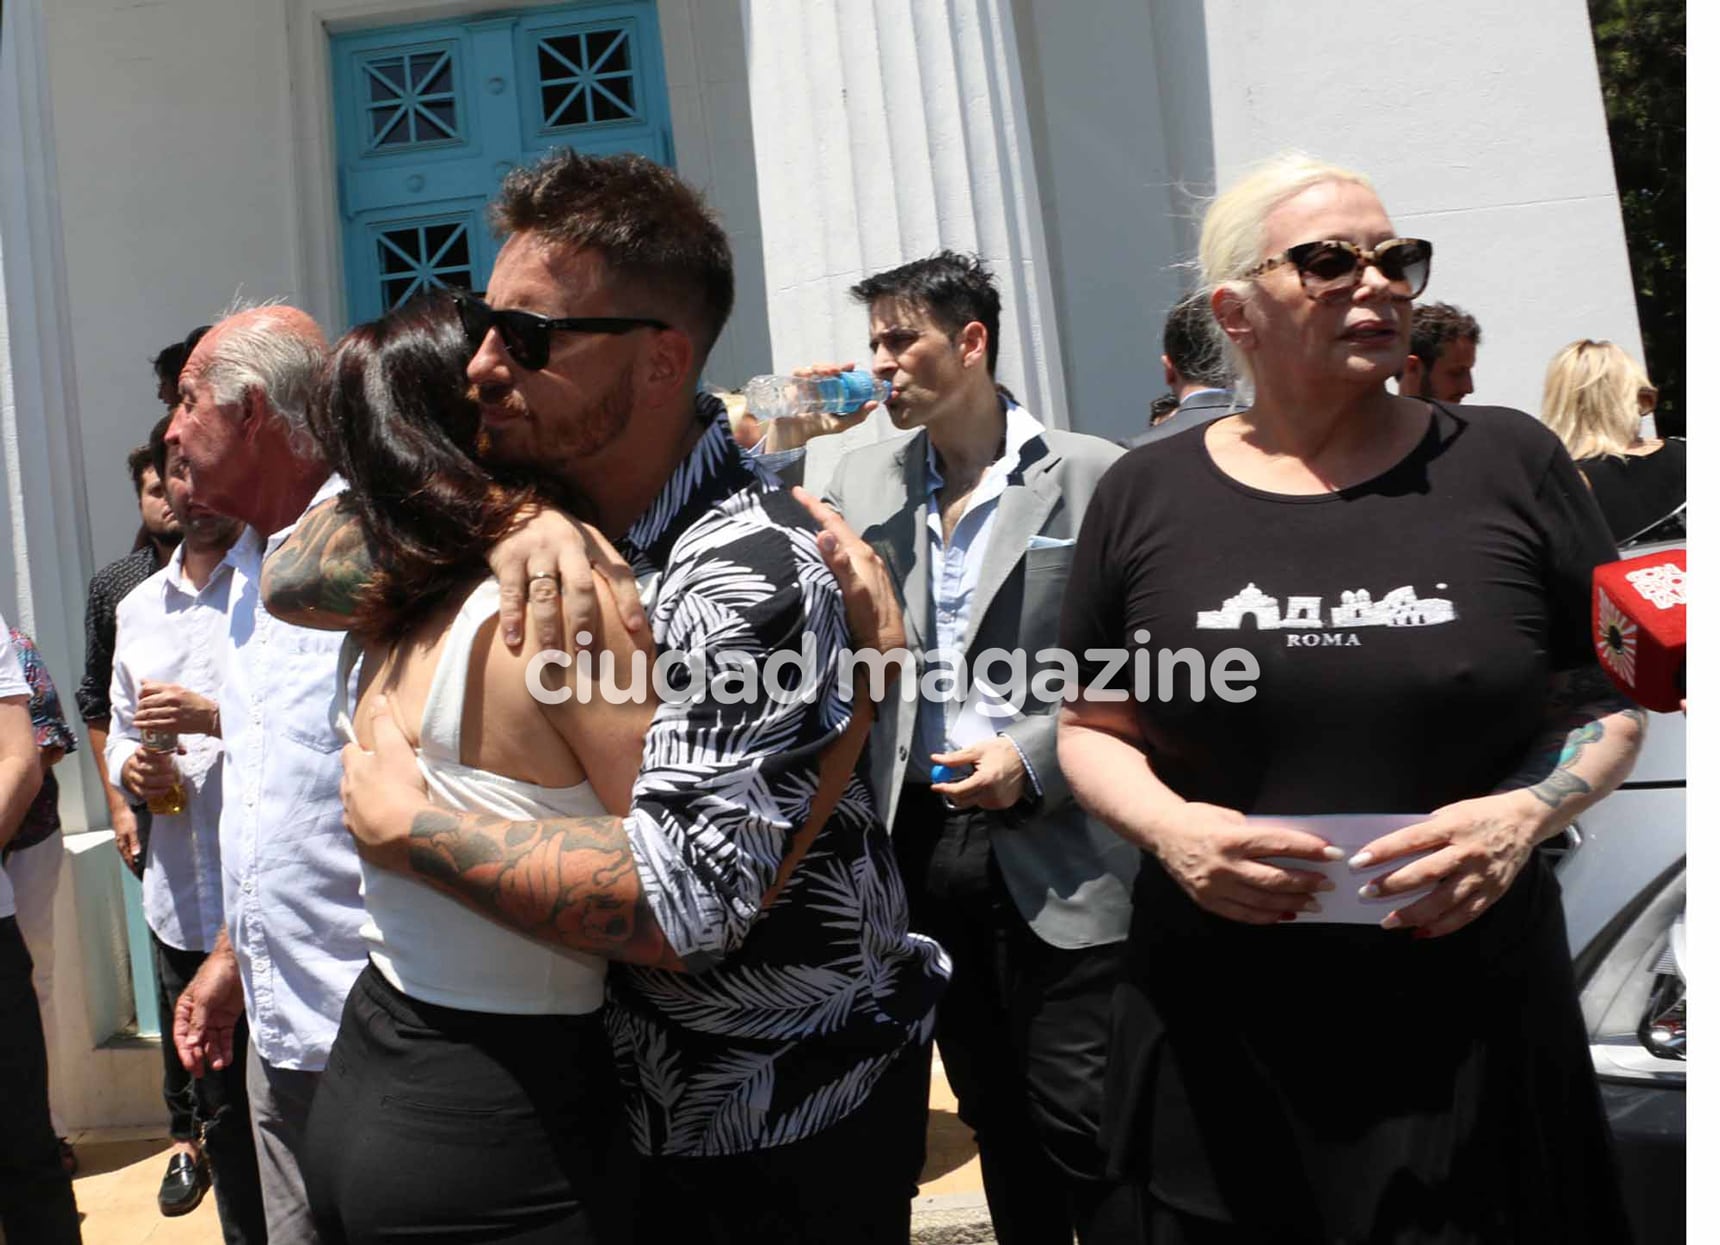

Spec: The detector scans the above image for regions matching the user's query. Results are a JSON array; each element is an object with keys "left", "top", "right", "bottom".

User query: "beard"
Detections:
[
  {"left": 479, "top": 362, "right": 634, "bottom": 482},
  {"left": 146, "top": 520, "right": 184, "bottom": 548}
]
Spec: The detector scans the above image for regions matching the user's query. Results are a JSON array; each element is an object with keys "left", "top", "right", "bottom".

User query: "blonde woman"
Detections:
[
  {"left": 1543, "top": 338, "right": 1685, "bottom": 544},
  {"left": 1056, "top": 153, "right": 1641, "bottom": 1242}
]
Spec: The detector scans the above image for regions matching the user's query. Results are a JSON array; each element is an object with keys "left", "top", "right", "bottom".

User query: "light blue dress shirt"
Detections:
[
  {"left": 912, "top": 404, "right": 1046, "bottom": 789},
  {"left": 218, "top": 474, "right": 366, "bottom": 1071}
]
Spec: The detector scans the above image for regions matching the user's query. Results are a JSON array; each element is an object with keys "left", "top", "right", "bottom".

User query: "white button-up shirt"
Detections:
[
  {"left": 106, "top": 543, "right": 237, "bottom": 953},
  {"left": 219, "top": 474, "right": 366, "bottom": 1071},
  {"left": 912, "top": 403, "right": 1047, "bottom": 777},
  {"left": 0, "top": 616, "right": 29, "bottom": 919}
]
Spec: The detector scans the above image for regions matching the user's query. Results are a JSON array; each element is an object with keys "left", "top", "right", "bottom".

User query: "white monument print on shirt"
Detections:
[{"left": 1195, "top": 582, "right": 1457, "bottom": 630}]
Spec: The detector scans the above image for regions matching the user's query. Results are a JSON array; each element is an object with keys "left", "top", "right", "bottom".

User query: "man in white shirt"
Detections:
[
  {"left": 110, "top": 436, "right": 264, "bottom": 1241},
  {"left": 0, "top": 616, "right": 81, "bottom": 1241},
  {"left": 163, "top": 305, "right": 365, "bottom": 1245}
]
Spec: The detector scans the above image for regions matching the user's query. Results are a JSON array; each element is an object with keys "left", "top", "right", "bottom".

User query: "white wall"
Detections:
[
  {"left": 1199, "top": 0, "right": 1641, "bottom": 418},
  {"left": 1009, "top": 0, "right": 1211, "bottom": 443},
  {"left": 40, "top": 0, "right": 769, "bottom": 575},
  {"left": 44, "top": 0, "right": 302, "bottom": 574},
  {"left": 1007, "top": 0, "right": 1637, "bottom": 442}
]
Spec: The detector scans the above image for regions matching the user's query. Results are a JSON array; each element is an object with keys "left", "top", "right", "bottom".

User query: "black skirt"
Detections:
[{"left": 1103, "top": 854, "right": 1631, "bottom": 1244}]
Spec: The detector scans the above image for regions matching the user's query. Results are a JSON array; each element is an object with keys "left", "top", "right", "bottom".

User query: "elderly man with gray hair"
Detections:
[{"left": 164, "top": 305, "right": 367, "bottom": 1245}]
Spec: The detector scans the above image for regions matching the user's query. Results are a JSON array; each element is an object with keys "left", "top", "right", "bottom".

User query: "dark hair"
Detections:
[
  {"left": 307, "top": 292, "right": 541, "bottom": 643},
  {"left": 1409, "top": 302, "right": 1481, "bottom": 369},
  {"left": 490, "top": 149, "right": 735, "bottom": 365},
  {"left": 127, "top": 443, "right": 156, "bottom": 495},
  {"left": 1162, "top": 292, "right": 1229, "bottom": 389},
  {"left": 147, "top": 412, "right": 174, "bottom": 486},
  {"left": 849, "top": 251, "right": 1003, "bottom": 376},
  {"left": 152, "top": 325, "right": 211, "bottom": 395}
]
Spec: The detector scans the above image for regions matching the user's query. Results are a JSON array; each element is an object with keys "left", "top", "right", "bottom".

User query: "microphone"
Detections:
[{"left": 1593, "top": 548, "right": 1686, "bottom": 712}]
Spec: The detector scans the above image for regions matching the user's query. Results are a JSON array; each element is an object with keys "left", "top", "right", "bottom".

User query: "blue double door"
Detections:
[{"left": 331, "top": 2, "right": 672, "bottom": 324}]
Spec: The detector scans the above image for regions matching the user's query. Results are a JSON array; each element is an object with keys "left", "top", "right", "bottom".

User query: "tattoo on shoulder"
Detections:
[{"left": 261, "top": 496, "right": 375, "bottom": 628}]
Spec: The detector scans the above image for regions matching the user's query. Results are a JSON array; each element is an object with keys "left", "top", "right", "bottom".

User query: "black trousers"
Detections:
[
  {"left": 0, "top": 916, "right": 80, "bottom": 1243},
  {"left": 153, "top": 934, "right": 199, "bottom": 1141},
  {"left": 303, "top": 963, "right": 633, "bottom": 1245},
  {"left": 152, "top": 933, "right": 267, "bottom": 1244},
  {"left": 895, "top": 784, "right": 1138, "bottom": 1245},
  {"left": 634, "top": 1035, "right": 933, "bottom": 1245}
]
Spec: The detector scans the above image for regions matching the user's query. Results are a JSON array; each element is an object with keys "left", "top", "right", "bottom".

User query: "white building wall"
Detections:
[
  {"left": 1001, "top": 0, "right": 1639, "bottom": 442},
  {"left": 1198, "top": 0, "right": 1640, "bottom": 419},
  {"left": 1007, "top": 0, "right": 1205, "bottom": 442}
]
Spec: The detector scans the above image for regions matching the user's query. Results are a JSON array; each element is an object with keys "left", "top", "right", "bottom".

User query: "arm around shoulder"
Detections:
[{"left": 261, "top": 494, "right": 375, "bottom": 630}]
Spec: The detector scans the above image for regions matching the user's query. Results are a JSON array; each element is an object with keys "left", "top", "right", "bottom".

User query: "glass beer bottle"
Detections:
[{"left": 141, "top": 728, "right": 187, "bottom": 816}]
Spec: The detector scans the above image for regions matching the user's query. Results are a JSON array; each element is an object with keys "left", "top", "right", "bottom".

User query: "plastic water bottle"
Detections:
[{"left": 743, "top": 372, "right": 891, "bottom": 420}]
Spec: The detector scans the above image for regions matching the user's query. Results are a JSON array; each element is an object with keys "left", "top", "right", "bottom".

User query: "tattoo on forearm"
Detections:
[
  {"left": 260, "top": 497, "right": 376, "bottom": 627},
  {"left": 1497, "top": 668, "right": 1647, "bottom": 810},
  {"left": 405, "top": 808, "right": 673, "bottom": 965}
]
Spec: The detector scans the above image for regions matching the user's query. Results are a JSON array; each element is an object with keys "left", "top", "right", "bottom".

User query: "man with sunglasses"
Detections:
[{"left": 265, "top": 149, "right": 948, "bottom": 1244}]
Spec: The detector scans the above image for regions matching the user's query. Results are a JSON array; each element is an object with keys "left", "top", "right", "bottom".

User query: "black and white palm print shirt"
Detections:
[{"left": 606, "top": 395, "right": 949, "bottom": 1158}]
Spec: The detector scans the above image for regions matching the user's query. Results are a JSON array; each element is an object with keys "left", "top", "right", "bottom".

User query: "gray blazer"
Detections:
[
  {"left": 824, "top": 424, "right": 1138, "bottom": 949},
  {"left": 1123, "top": 387, "right": 1236, "bottom": 450}
]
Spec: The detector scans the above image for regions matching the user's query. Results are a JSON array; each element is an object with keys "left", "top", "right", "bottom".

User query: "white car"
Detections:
[{"left": 1555, "top": 538, "right": 1685, "bottom": 1243}]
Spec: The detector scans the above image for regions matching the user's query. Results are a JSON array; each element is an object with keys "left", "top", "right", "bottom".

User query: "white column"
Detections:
[
  {"left": 741, "top": 0, "right": 1068, "bottom": 451},
  {"left": 0, "top": 0, "right": 104, "bottom": 833}
]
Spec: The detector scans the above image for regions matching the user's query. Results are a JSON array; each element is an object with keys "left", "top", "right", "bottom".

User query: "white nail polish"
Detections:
[
  {"left": 1322, "top": 846, "right": 1346, "bottom": 861},
  {"left": 1349, "top": 851, "right": 1374, "bottom": 868},
  {"left": 1358, "top": 882, "right": 1380, "bottom": 899}
]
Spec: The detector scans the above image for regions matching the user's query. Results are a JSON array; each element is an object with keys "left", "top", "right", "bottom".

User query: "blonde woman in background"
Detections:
[
  {"left": 1543, "top": 338, "right": 1685, "bottom": 544},
  {"left": 1056, "top": 152, "right": 1642, "bottom": 1242}
]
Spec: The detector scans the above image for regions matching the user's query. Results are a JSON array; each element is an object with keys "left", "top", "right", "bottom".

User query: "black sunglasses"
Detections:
[
  {"left": 1245, "top": 237, "right": 1433, "bottom": 301},
  {"left": 454, "top": 293, "right": 670, "bottom": 370}
]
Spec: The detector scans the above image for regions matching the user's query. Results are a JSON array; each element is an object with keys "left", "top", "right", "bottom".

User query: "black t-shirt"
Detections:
[
  {"left": 1060, "top": 403, "right": 1628, "bottom": 1235},
  {"left": 1060, "top": 402, "right": 1617, "bottom": 821},
  {"left": 1578, "top": 437, "right": 1686, "bottom": 545}
]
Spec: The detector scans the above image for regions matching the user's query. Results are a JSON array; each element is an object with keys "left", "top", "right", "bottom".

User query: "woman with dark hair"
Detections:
[
  {"left": 298, "top": 293, "right": 655, "bottom": 1244},
  {"left": 298, "top": 294, "right": 893, "bottom": 1243}
]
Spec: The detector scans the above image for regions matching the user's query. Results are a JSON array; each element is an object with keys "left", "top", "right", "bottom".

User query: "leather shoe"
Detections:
[{"left": 158, "top": 1150, "right": 209, "bottom": 1217}]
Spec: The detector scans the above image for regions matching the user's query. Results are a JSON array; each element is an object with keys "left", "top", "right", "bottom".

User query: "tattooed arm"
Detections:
[
  {"left": 261, "top": 495, "right": 374, "bottom": 629},
  {"left": 264, "top": 493, "right": 646, "bottom": 649},
  {"left": 404, "top": 806, "right": 683, "bottom": 969},
  {"left": 1357, "top": 666, "right": 1646, "bottom": 938},
  {"left": 342, "top": 694, "right": 880, "bottom": 969},
  {"left": 1491, "top": 666, "right": 1646, "bottom": 816}
]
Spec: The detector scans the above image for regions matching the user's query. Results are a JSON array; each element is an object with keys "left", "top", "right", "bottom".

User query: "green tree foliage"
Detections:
[{"left": 1589, "top": 0, "right": 1685, "bottom": 436}]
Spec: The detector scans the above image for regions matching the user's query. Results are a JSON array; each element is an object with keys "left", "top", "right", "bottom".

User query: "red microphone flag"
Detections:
[{"left": 1593, "top": 548, "right": 1686, "bottom": 713}]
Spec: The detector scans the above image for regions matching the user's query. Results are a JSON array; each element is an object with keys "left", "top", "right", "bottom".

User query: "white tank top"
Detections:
[{"left": 333, "top": 579, "right": 607, "bottom": 1015}]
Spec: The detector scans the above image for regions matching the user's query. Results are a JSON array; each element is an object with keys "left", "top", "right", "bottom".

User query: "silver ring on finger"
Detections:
[{"left": 528, "top": 570, "right": 561, "bottom": 591}]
